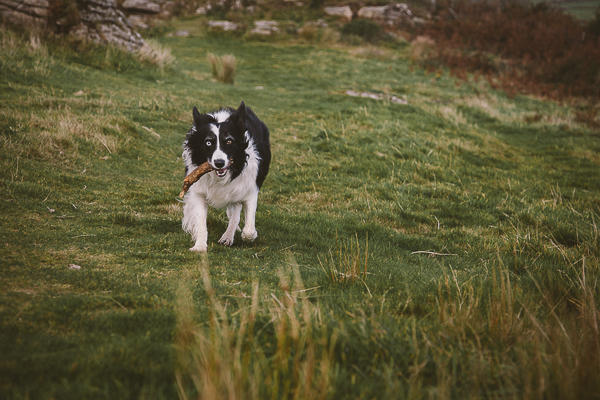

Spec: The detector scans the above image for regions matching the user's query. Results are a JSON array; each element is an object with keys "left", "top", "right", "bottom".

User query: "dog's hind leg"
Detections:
[
  {"left": 219, "top": 203, "right": 242, "bottom": 247},
  {"left": 241, "top": 195, "right": 258, "bottom": 242}
]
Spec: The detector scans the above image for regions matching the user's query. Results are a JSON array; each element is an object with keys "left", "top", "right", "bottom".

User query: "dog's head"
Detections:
[{"left": 185, "top": 101, "right": 249, "bottom": 180}]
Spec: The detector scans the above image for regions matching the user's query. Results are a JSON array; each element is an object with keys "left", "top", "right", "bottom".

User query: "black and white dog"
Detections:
[{"left": 181, "top": 101, "right": 271, "bottom": 252}]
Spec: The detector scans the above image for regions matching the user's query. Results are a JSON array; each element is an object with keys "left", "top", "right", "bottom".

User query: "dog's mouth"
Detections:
[
  {"left": 214, "top": 159, "right": 233, "bottom": 178},
  {"left": 215, "top": 167, "right": 229, "bottom": 177}
]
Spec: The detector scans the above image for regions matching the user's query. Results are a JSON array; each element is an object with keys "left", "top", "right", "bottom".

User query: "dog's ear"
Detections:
[
  {"left": 230, "top": 101, "right": 247, "bottom": 131},
  {"left": 192, "top": 106, "right": 213, "bottom": 126}
]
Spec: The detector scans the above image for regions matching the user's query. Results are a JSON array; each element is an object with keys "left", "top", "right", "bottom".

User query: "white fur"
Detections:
[
  {"left": 182, "top": 136, "right": 261, "bottom": 252},
  {"left": 209, "top": 124, "right": 228, "bottom": 168},
  {"left": 211, "top": 109, "right": 232, "bottom": 123}
]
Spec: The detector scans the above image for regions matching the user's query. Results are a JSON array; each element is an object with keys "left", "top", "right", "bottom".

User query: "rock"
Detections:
[
  {"left": 121, "top": 0, "right": 160, "bottom": 13},
  {"left": 73, "top": 0, "right": 145, "bottom": 51},
  {"left": 1, "top": 0, "right": 144, "bottom": 51},
  {"left": 0, "top": 0, "right": 50, "bottom": 27},
  {"left": 384, "top": 3, "right": 412, "bottom": 24},
  {"left": 411, "top": 17, "right": 426, "bottom": 27},
  {"left": 357, "top": 3, "right": 413, "bottom": 25},
  {"left": 128, "top": 15, "right": 148, "bottom": 30},
  {"left": 195, "top": 5, "right": 209, "bottom": 14},
  {"left": 167, "top": 29, "right": 189, "bottom": 37},
  {"left": 345, "top": 90, "right": 408, "bottom": 105},
  {"left": 305, "top": 18, "right": 328, "bottom": 28},
  {"left": 357, "top": 6, "right": 387, "bottom": 19},
  {"left": 323, "top": 6, "right": 352, "bottom": 20},
  {"left": 250, "top": 19, "right": 278, "bottom": 35},
  {"left": 208, "top": 20, "right": 238, "bottom": 31}
]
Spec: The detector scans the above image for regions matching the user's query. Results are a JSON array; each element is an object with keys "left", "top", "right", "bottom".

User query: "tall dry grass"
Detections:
[
  {"left": 318, "top": 233, "right": 369, "bottom": 286},
  {"left": 175, "top": 255, "right": 337, "bottom": 400},
  {"left": 135, "top": 39, "right": 175, "bottom": 71},
  {"left": 207, "top": 53, "right": 237, "bottom": 84},
  {"left": 175, "top": 247, "right": 599, "bottom": 399}
]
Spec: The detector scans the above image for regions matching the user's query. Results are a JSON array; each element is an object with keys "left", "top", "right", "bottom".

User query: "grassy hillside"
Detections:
[{"left": 1, "top": 20, "right": 599, "bottom": 399}]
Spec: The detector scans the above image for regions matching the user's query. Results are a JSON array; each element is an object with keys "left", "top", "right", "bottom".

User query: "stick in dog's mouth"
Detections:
[{"left": 179, "top": 159, "right": 233, "bottom": 198}]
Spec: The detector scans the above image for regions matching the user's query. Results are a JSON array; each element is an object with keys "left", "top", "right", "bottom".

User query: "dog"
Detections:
[{"left": 181, "top": 101, "right": 271, "bottom": 252}]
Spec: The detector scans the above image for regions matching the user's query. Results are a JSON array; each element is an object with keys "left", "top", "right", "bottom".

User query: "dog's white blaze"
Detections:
[
  {"left": 209, "top": 109, "right": 232, "bottom": 123},
  {"left": 209, "top": 124, "right": 228, "bottom": 167}
]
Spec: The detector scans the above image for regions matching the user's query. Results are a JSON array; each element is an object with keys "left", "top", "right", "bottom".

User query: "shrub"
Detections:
[
  {"left": 418, "top": 0, "right": 600, "bottom": 101},
  {"left": 587, "top": 5, "right": 600, "bottom": 36},
  {"left": 48, "top": 0, "right": 80, "bottom": 34},
  {"left": 298, "top": 24, "right": 318, "bottom": 42},
  {"left": 341, "top": 19, "right": 386, "bottom": 43}
]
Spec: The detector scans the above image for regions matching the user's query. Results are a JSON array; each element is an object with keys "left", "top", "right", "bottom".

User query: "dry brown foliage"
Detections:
[{"left": 416, "top": 0, "right": 600, "bottom": 103}]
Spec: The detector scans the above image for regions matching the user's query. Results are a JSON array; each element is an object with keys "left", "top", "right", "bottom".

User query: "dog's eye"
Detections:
[
  {"left": 205, "top": 141, "right": 212, "bottom": 147},
  {"left": 226, "top": 140, "right": 233, "bottom": 145}
]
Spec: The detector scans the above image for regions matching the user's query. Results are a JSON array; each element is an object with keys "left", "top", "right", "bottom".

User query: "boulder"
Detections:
[
  {"left": 208, "top": 20, "right": 238, "bottom": 31},
  {"left": 357, "top": 6, "right": 387, "bottom": 19},
  {"left": 0, "top": 0, "right": 50, "bottom": 27},
  {"left": 357, "top": 3, "right": 412, "bottom": 25},
  {"left": 250, "top": 19, "right": 278, "bottom": 35},
  {"left": 72, "top": 0, "right": 144, "bottom": 51},
  {"left": 323, "top": 5, "right": 352, "bottom": 20},
  {"left": 128, "top": 14, "right": 149, "bottom": 30},
  {"left": 121, "top": 0, "right": 160, "bottom": 13},
  {"left": 1, "top": 0, "right": 144, "bottom": 51},
  {"left": 305, "top": 18, "right": 328, "bottom": 28}
]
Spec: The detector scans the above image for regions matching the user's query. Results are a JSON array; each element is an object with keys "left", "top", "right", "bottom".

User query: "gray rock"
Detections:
[
  {"left": 250, "top": 19, "right": 278, "bottom": 35},
  {"left": 2, "top": 0, "right": 144, "bottom": 51},
  {"left": 357, "top": 6, "right": 387, "bottom": 19},
  {"left": 0, "top": 0, "right": 50, "bottom": 26},
  {"left": 74, "top": 0, "right": 144, "bottom": 51},
  {"left": 128, "top": 15, "right": 149, "bottom": 30},
  {"left": 357, "top": 3, "right": 413, "bottom": 25},
  {"left": 208, "top": 20, "right": 238, "bottom": 31},
  {"left": 323, "top": 6, "right": 352, "bottom": 20},
  {"left": 121, "top": 0, "right": 160, "bottom": 13}
]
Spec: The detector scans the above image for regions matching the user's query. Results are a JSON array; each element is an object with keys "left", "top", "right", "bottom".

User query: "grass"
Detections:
[
  {"left": 207, "top": 53, "right": 237, "bottom": 84},
  {"left": 1, "top": 18, "right": 600, "bottom": 399}
]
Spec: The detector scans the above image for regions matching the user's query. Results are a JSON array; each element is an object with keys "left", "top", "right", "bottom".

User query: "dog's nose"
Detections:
[{"left": 214, "top": 159, "right": 226, "bottom": 168}]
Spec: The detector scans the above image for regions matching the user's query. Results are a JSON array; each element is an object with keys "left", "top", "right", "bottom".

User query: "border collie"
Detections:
[{"left": 181, "top": 101, "right": 271, "bottom": 252}]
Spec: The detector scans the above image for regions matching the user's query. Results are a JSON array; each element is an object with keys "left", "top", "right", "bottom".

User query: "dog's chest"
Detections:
[{"left": 195, "top": 153, "right": 260, "bottom": 209}]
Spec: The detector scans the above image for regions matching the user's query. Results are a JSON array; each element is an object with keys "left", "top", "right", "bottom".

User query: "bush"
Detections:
[
  {"left": 419, "top": 0, "right": 600, "bottom": 100},
  {"left": 341, "top": 19, "right": 386, "bottom": 43},
  {"left": 587, "top": 5, "right": 600, "bottom": 37}
]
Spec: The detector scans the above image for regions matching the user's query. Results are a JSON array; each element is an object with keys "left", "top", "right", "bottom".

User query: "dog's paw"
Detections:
[
  {"left": 190, "top": 243, "right": 208, "bottom": 252},
  {"left": 241, "top": 228, "right": 257, "bottom": 242},
  {"left": 218, "top": 234, "right": 234, "bottom": 247}
]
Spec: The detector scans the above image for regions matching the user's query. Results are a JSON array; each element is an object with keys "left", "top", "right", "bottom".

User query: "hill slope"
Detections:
[{"left": 1, "top": 25, "right": 600, "bottom": 399}]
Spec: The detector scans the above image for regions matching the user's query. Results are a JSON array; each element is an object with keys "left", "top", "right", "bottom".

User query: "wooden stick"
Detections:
[{"left": 179, "top": 162, "right": 213, "bottom": 198}]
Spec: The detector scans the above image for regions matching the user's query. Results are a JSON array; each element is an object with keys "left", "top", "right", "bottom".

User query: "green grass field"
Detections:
[{"left": 1, "top": 19, "right": 600, "bottom": 399}]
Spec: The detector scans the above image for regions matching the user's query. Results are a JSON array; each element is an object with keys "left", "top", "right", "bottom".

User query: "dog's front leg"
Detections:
[
  {"left": 184, "top": 194, "right": 209, "bottom": 252},
  {"left": 241, "top": 195, "right": 258, "bottom": 242},
  {"left": 219, "top": 203, "right": 242, "bottom": 246}
]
